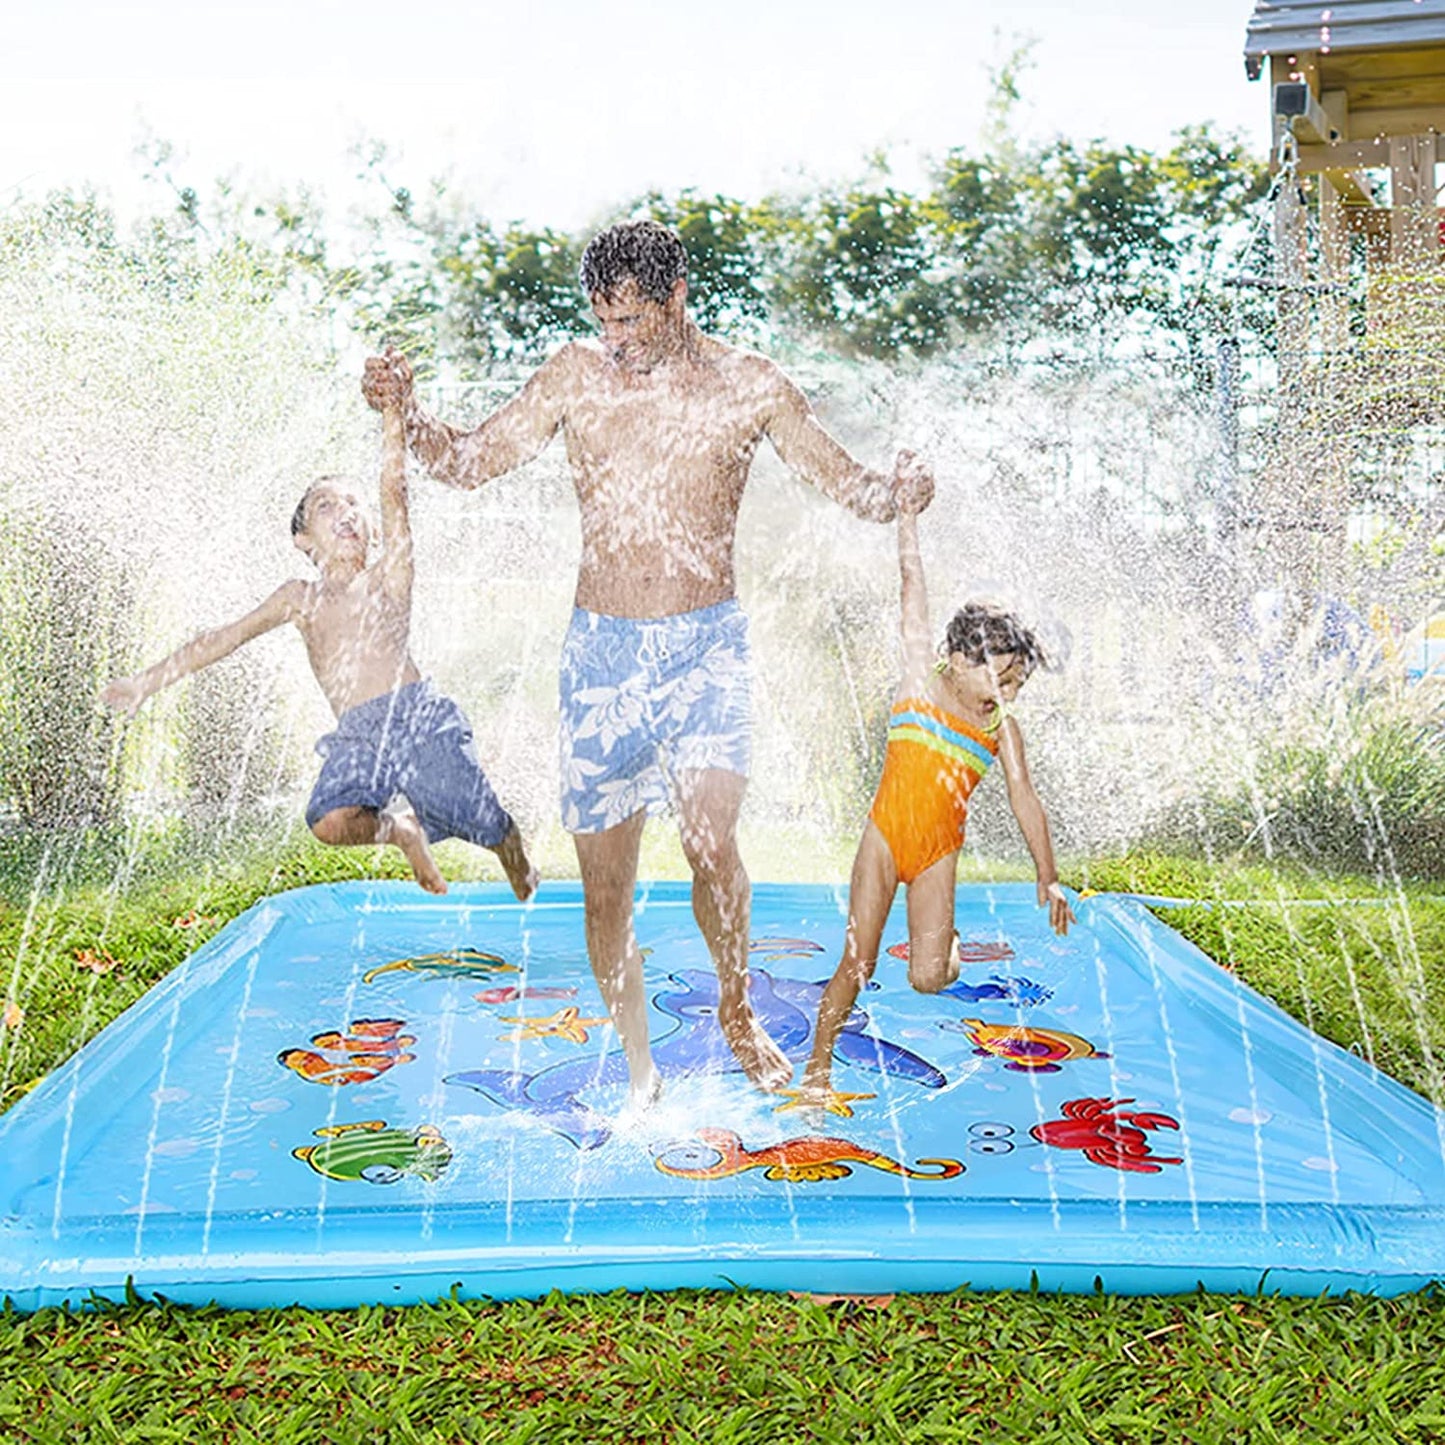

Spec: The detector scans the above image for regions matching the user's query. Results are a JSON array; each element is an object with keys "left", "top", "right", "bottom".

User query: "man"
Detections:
[{"left": 363, "top": 219, "right": 933, "bottom": 1108}]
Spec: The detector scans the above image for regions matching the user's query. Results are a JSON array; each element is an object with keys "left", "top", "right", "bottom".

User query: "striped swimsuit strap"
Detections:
[{"left": 887, "top": 696, "right": 998, "bottom": 775}]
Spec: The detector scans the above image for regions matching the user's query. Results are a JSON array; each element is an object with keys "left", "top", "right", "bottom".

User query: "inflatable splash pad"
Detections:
[{"left": 2, "top": 881, "right": 1442, "bottom": 1310}]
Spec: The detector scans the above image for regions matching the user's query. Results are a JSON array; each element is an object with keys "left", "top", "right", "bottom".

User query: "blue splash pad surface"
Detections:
[{"left": 2, "top": 880, "right": 1442, "bottom": 1309}]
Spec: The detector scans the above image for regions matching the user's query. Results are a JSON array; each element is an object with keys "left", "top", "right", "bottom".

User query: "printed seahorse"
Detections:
[{"left": 653, "top": 1127, "right": 964, "bottom": 1183}]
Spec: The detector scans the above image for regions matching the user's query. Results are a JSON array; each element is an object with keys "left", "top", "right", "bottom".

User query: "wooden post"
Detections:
[
  {"left": 1388, "top": 133, "right": 1439, "bottom": 270},
  {"left": 1318, "top": 175, "right": 1349, "bottom": 355},
  {"left": 1374, "top": 134, "right": 1444, "bottom": 469},
  {"left": 1260, "top": 121, "right": 1314, "bottom": 589},
  {"left": 1316, "top": 173, "right": 1351, "bottom": 589}
]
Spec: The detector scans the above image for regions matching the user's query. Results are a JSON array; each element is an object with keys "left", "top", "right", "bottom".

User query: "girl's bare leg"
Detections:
[
  {"left": 904, "top": 851, "right": 960, "bottom": 992},
  {"left": 799, "top": 822, "right": 898, "bottom": 1096}
]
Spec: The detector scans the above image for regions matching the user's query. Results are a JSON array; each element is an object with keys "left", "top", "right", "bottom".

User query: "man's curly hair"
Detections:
[{"left": 579, "top": 220, "right": 688, "bottom": 304}]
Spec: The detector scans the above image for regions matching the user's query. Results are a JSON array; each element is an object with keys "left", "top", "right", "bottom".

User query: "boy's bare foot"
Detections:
[
  {"left": 379, "top": 805, "right": 447, "bottom": 895},
  {"left": 718, "top": 1003, "right": 793, "bottom": 1092},
  {"left": 493, "top": 827, "right": 539, "bottom": 902}
]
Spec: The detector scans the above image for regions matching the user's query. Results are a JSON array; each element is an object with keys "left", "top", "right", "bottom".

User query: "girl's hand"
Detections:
[{"left": 1039, "top": 880, "right": 1076, "bottom": 936}]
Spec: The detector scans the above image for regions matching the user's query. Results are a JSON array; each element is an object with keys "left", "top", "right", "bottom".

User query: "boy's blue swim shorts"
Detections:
[{"left": 305, "top": 680, "right": 513, "bottom": 847}]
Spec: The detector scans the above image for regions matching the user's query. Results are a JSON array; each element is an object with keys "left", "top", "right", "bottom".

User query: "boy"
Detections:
[{"left": 103, "top": 403, "right": 536, "bottom": 900}]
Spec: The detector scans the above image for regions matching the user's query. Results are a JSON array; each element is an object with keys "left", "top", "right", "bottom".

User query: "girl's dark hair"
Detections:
[
  {"left": 579, "top": 220, "right": 688, "bottom": 304},
  {"left": 943, "top": 603, "right": 1049, "bottom": 676}
]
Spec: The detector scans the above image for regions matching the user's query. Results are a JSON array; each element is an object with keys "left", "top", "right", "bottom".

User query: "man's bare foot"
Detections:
[
  {"left": 379, "top": 805, "right": 447, "bottom": 895},
  {"left": 612, "top": 1068, "right": 664, "bottom": 1133},
  {"left": 493, "top": 827, "right": 539, "bottom": 902},
  {"left": 718, "top": 1003, "right": 793, "bottom": 1091},
  {"left": 629, "top": 1068, "right": 665, "bottom": 1111}
]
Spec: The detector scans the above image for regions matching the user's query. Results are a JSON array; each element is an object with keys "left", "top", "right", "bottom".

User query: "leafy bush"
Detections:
[
  {"left": 0, "top": 516, "right": 133, "bottom": 828},
  {"left": 1164, "top": 700, "right": 1445, "bottom": 880}
]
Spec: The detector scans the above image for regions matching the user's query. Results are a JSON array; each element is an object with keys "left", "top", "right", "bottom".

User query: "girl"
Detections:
[{"left": 800, "top": 504, "right": 1074, "bottom": 1102}]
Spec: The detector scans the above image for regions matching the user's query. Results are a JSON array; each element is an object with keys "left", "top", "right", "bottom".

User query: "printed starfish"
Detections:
[
  {"left": 499, "top": 1006, "right": 611, "bottom": 1045},
  {"left": 773, "top": 1087, "right": 877, "bottom": 1119}
]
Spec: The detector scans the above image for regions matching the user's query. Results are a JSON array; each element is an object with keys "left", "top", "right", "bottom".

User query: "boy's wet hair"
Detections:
[
  {"left": 289, "top": 476, "right": 351, "bottom": 538},
  {"left": 579, "top": 220, "right": 687, "bottom": 304},
  {"left": 944, "top": 603, "right": 1049, "bottom": 677}
]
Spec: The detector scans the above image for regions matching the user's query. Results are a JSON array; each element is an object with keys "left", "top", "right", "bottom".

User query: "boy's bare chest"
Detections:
[{"left": 300, "top": 579, "right": 407, "bottom": 649}]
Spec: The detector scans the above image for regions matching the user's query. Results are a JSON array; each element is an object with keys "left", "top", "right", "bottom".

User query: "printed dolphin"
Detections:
[
  {"left": 446, "top": 967, "right": 947, "bottom": 1148},
  {"left": 446, "top": 969, "right": 802, "bottom": 1148},
  {"left": 765, "top": 975, "right": 947, "bottom": 1089}
]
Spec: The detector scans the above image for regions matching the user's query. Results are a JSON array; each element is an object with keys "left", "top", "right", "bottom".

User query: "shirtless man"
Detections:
[
  {"left": 103, "top": 401, "right": 537, "bottom": 900},
  {"left": 362, "top": 219, "right": 933, "bottom": 1103}
]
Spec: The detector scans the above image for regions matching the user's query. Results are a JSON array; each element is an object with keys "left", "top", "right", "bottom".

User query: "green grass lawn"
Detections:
[{"left": 1, "top": 825, "right": 1443, "bottom": 1443}]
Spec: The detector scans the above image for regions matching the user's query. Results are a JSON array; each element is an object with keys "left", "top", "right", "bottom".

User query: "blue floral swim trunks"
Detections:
[{"left": 558, "top": 600, "right": 753, "bottom": 834}]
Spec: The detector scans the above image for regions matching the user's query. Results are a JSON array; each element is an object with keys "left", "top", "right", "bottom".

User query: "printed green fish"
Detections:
[
  {"left": 292, "top": 1119, "right": 453, "bottom": 1184},
  {"left": 362, "top": 947, "right": 514, "bottom": 985}
]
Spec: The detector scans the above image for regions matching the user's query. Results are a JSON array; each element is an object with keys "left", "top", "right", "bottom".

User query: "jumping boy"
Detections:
[
  {"left": 103, "top": 402, "right": 537, "bottom": 900},
  {"left": 798, "top": 502, "right": 1074, "bottom": 1104}
]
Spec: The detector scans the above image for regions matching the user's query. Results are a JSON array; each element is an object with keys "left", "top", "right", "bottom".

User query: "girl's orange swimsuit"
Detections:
[{"left": 868, "top": 695, "right": 999, "bottom": 883}]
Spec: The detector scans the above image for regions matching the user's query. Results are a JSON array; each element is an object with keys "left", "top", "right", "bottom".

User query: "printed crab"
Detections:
[{"left": 1029, "top": 1096, "right": 1182, "bottom": 1173}]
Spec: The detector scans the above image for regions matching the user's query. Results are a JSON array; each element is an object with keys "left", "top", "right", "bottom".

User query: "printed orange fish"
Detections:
[
  {"left": 278, "top": 1017, "right": 416, "bottom": 1087},
  {"left": 953, "top": 1018, "right": 1109, "bottom": 1073}
]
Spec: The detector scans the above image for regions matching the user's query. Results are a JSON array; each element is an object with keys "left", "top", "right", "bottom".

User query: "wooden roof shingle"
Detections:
[{"left": 1245, "top": 0, "right": 1445, "bottom": 77}]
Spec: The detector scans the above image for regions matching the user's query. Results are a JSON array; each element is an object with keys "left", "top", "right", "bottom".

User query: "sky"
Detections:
[{"left": 3, "top": 1, "right": 1270, "bottom": 230}]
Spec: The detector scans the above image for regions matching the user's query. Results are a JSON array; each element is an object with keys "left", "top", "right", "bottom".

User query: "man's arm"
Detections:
[
  {"left": 362, "top": 347, "right": 566, "bottom": 492},
  {"left": 375, "top": 404, "right": 413, "bottom": 604},
  {"left": 102, "top": 583, "right": 302, "bottom": 716},
  {"left": 996, "top": 718, "right": 1075, "bottom": 936},
  {"left": 762, "top": 365, "right": 934, "bottom": 521}
]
